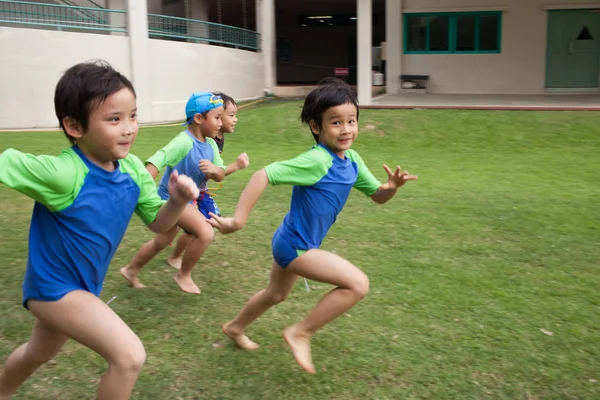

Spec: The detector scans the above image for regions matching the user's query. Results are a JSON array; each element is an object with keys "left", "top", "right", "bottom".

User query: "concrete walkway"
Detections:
[{"left": 367, "top": 93, "right": 600, "bottom": 111}]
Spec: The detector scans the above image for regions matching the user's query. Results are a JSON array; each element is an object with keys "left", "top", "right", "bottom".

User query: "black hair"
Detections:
[
  {"left": 54, "top": 60, "right": 136, "bottom": 144},
  {"left": 213, "top": 92, "right": 237, "bottom": 109},
  {"left": 300, "top": 77, "right": 359, "bottom": 144}
]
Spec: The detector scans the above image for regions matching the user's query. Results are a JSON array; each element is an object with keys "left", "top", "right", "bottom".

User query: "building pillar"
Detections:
[
  {"left": 385, "top": 0, "right": 402, "bottom": 94},
  {"left": 127, "top": 0, "right": 152, "bottom": 122},
  {"left": 357, "top": 0, "right": 372, "bottom": 105},
  {"left": 188, "top": 0, "right": 210, "bottom": 43},
  {"left": 106, "top": 0, "right": 126, "bottom": 36},
  {"left": 257, "top": 0, "right": 276, "bottom": 89}
]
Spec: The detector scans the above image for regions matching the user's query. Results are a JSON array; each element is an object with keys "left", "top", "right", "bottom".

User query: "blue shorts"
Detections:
[
  {"left": 197, "top": 192, "right": 220, "bottom": 219},
  {"left": 183, "top": 192, "right": 220, "bottom": 235},
  {"left": 271, "top": 228, "right": 307, "bottom": 268}
]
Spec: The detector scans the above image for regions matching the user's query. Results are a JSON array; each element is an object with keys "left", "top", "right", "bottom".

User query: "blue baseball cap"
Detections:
[{"left": 184, "top": 92, "right": 224, "bottom": 124}]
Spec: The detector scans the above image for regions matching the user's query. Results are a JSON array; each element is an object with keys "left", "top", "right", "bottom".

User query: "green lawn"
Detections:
[{"left": 1, "top": 103, "right": 599, "bottom": 399}]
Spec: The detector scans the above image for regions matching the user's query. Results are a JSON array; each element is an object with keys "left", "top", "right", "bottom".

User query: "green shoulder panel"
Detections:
[
  {"left": 0, "top": 147, "right": 87, "bottom": 212},
  {"left": 120, "top": 154, "right": 166, "bottom": 225},
  {"left": 265, "top": 145, "right": 333, "bottom": 186},
  {"left": 345, "top": 149, "right": 381, "bottom": 196},
  {"left": 206, "top": 137, "right": 227, "bottom": 170},
  {"left": 145, "top": 131, "right": 193, "bottom": 172}
]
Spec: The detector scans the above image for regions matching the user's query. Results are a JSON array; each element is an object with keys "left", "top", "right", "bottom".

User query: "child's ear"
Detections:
[
  {"left": 193, "top": 113, "right": 204, "bottom": 125},
  {"left": 309, "top": 120, "right": 320, "bottom": 136},
  {"left": 63, "top": 117, "right": 84, "bottom": 141}
]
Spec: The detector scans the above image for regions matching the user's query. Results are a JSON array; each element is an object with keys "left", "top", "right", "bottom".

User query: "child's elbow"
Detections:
[{"left": 214, "top": 172, "right": 225, "bottom": 182}]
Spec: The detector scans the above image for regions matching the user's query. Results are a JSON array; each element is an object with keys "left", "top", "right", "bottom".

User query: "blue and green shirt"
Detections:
[
  {"left": 265, "top": 144, "right": 381, "bottom": 252},
  {"left": 146, "top": 130, "right": 226, "bottom": 198},
  {"left": 0, "top": 146, "right": 165, "bottom": 307}
]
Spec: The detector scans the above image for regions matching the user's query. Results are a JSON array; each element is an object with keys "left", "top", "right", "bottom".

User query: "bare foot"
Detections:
[
  {"left": 173, "top": 272, "right": 201, "bottom": 294},
  {"left": 167, "top": 255, "right": 182, "bottom": 270},
  {"left": 283, "top": 325, "right": 316, "bottom": 374},
  {"left": 120, "top": 266, "right": 146, "bottom": 288},
  {"left": 222, "top": 321, "right": 259, "bottom": 350}
]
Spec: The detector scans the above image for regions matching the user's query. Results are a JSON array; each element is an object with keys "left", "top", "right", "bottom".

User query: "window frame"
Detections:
[{"left": 403, "top": 11, "right": 503, "bottom": 54}]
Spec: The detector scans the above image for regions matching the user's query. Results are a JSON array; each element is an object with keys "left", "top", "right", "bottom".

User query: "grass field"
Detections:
[{"left": 1, "top": 102, "right": 599, "bottom": 399}]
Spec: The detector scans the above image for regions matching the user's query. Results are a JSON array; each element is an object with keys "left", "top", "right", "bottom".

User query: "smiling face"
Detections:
[
  {"left": 64, "top": 87, "right": 138, "bottom": 171},
  {"left": 310, "top": 102, "right": 358, "bottom": 158},
  {"left": 220, "top": 102, "right": 238, "bottom": 134}
]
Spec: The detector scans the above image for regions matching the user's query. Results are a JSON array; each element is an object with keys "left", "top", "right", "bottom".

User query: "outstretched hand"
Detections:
[
  {"left": 207, "top": 212, "right": 241, "bottom": 234},
  {"left": 168, "top": 170, "right": 199, "bottom": 204},
  {"left": 383, "top": 164, "right": 418, "bottom": 189}
]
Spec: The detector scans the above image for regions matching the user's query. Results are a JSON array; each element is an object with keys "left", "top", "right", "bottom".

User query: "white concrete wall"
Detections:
[
  {"left": 0, "top": 27, "right": 264, "bottom": 129},
  {"left": 400, "top": 0, "right": 600, "bottom": 94},
  {"left": 0, "top": 27, "right": 130, "bottom": 129},
  {"left": 147, "top": 38, "right": 265, "bottom": 122}
]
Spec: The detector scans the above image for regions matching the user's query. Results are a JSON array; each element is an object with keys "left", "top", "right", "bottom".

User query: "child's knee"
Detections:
[
  {"left": 264, "top": 290, "right": 289, "bottom": 306},
  {"left": 112, "top": 340, "right": 146, "bottom": 374},
  {"left": 155, "top": 228, "right": 178, "bottom": 249},
  {"left": 188, "top": 223, "right": 214, "bottom": 244},
  {"left": 351, "top": 273, "right": 370, "bottom": 300}
]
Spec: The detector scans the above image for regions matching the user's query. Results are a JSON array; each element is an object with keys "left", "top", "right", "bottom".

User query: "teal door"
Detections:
[{"left": 546, "top": 10, "right": 600, "bottom": 88}]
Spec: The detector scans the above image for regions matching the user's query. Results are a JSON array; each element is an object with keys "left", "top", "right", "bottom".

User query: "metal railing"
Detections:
[
  {"left": 0, "top": 0, "right": 126, "bottom": 33},
  {"left": 0, "top": 1, "right": 261, "bottom": 51},
  {"left": 148, "top": 13, "right": 260, "bottom": 51}
]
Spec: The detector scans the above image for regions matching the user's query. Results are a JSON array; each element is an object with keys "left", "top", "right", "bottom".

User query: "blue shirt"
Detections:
[
  {"left": 0, "top": 146, "right": 165, "bottom": 307},
  {"left": 265, "top": 144, "right": 381, "bottom": 251},
  {"left": 146, "top": 130, "right": 225, "bottom": 200}
]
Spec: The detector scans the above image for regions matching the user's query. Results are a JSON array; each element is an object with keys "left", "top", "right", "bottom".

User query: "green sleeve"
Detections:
[
  {"left": 206, "top": 138, "right": 227, "bottom": 171},
  {"left": 346, "top": 149, "right": 382, "bottom": 196},
  {"left": 0, "top": 148, "right": 85, "bottom": 211},
  {"left": 121, "top": 154, "right": 166, "bottom": 225},
  {"left": 146, "top": 131, "right": 193, "bottom": 172},
  {"left": 265, "top": 146, "right": 332, "bottom": 186}
]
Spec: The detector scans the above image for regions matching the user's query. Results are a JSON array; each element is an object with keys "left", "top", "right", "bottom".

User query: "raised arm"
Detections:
[{"left": 370, "top": 165, "right": 418, "bottom": 205}]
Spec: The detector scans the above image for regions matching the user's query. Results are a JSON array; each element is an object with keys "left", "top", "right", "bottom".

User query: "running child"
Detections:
[
  {"left": 167, "top": 92, "right": 249, "bottom": 269},
  {"left": 0, "top": 61, "right": 200, "bottom": 399},
  {"left": 120, "top": 92, "right": 227, "bottom": 294},
  {"left": 208, "top": 78, "right": 417, "bottom": 374}
]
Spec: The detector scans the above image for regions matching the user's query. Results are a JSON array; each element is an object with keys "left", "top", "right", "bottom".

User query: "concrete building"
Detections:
[{"left": 0, "top": 0, "right": 599, "bottom": 128}]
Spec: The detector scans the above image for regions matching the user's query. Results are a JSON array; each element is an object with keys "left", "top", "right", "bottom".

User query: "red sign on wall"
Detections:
[{"left": 334, "top": 67, "right": 349, "bottom": 76}]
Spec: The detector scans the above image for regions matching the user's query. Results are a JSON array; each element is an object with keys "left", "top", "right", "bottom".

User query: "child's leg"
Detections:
[
  {"left": 166, "top": 233, "right": 194, "bottom": 270},
  {"left": 282, "top": 249, "right": 369, "bottom": 374},
  {"left": 223, "top": 260, "right": 298, "bottom": 350},
  {"left": 120, "top": 225, "right": 179, "bottom": 288},
  {"left": 0, "top": 319, "right": 68, "bottom": 399},
  {"left": 21, "top": 291, "right": 144, "bottom": 400},
  {"left": 172, "top": 206, "right": 214, "bottom": 294}
]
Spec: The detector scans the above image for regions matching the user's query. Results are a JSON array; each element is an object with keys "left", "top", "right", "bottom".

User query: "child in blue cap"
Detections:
[
  {"left": 166, "top": 92, "right": 250, "bottom": 269},
  {"left": 120, "top": 92, "right": 226, "bottom": 294}
]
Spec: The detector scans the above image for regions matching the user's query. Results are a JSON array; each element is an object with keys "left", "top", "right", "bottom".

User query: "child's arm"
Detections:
[
  {"left": 0, "top": 149, "right": 79, "bottom": 211},
  {"left": 224, "top": 152, "right": 250, "bottom": 176},
  {"left": 145, "top": 132, "right": 193, "bottom": 180},
  {"left": 208, "top": 169, "right": 269, "bottom": 233},
  {"left": 370, "top": 165, "right": 417, "bottom": 204},
  {"left": 146, "top": 163, "right": 159, "bottom": 179},
  {"left": 199, "top": 160, "right": 226, "bottom": 182},
  {"left": 147, "top": 170, "right": 199, "bottom": 232},
  {"left": 209, "top": 148, "right": 329, "bottom": 234}
]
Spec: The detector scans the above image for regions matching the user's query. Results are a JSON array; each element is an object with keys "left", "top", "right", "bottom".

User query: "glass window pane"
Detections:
[
  {"left": 429, "top": 16, "right": 449, "bottom": 51},
  {"left": 456, "top": 15, "right": 476, "bottom": 51},
  {"left": 406, "top": 16, "right": 427, "bottom": 51},
  {"left": 479, "top": 15, "right": 499, "bottom": 51}
]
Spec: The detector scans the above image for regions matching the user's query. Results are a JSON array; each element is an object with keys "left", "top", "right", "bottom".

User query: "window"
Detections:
[{"left": 404, "top": 12, "right": 502, "bottom": 54}]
